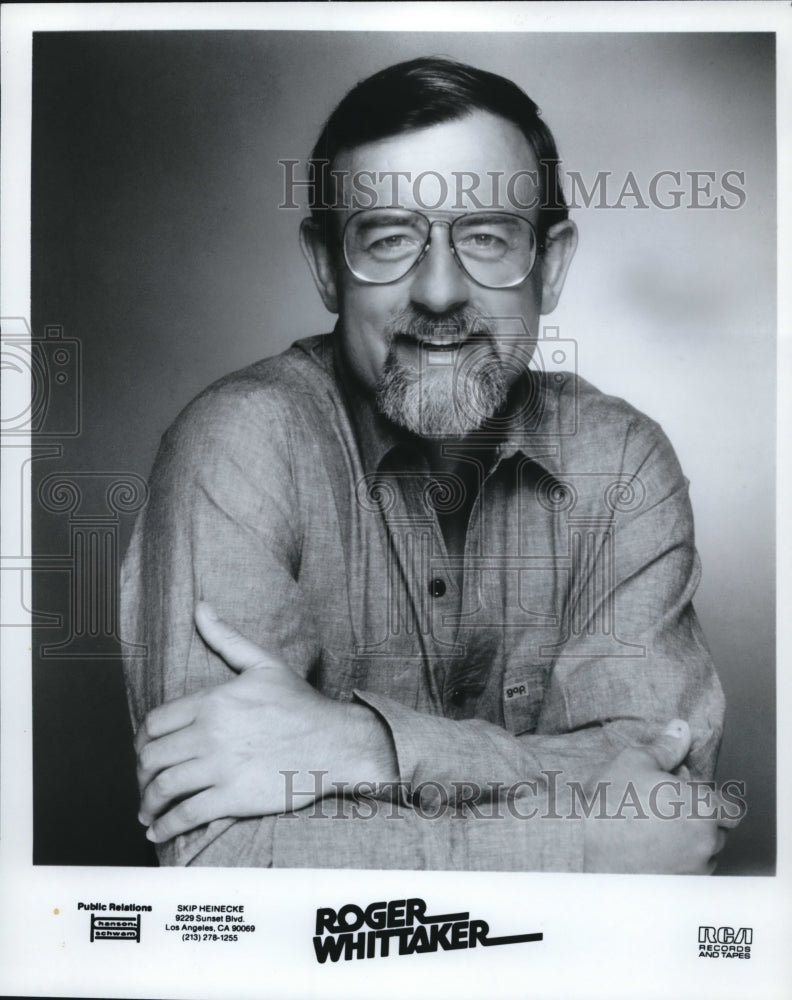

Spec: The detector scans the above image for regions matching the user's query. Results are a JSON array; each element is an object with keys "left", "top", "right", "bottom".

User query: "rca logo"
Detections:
[{"left": 698, "top": 926, "right": 752, "bottom": 959}]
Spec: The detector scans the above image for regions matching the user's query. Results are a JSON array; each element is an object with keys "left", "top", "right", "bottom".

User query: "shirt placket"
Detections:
[
  {"left": 375, "top": 461, "right": 464, "bottom": 714},
  {"left": 439, "top": 455, "right": 508, "bottom": 719}
]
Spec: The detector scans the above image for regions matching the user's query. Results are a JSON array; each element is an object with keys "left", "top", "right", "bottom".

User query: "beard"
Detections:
[{"left": 375, "top": 307, "right": 509, "bottom": 439}]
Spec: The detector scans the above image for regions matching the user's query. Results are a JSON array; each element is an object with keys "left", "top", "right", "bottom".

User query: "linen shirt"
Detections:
[{"left": 121, "top": 333, "right": 724, "bottom": 870}]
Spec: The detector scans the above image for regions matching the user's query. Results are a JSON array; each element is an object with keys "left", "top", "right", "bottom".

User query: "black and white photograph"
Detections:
[{"left": 1, "top": 3, "right": 789, "bottom": 999}]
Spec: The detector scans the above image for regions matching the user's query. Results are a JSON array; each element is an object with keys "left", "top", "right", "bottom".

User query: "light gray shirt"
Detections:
[{"left": 121, "top": 333, "right": 724, "bottom": 869}]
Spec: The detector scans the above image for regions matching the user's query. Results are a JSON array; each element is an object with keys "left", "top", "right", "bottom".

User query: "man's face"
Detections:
[{"left": 302, "top": 110, "right": 577, "bottom": 438}]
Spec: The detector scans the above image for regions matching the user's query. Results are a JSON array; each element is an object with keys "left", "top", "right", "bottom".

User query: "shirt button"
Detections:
[
  {"left": 450, "top": 687, "right": 465, "bottom": 705},
  {"left": 428, "top": 577, "right": 446, "bottom": 598}
]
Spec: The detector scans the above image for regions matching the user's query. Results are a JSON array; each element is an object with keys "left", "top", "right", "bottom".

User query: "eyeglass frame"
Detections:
[{"left": 339, "top": 208, "right": 545, "bottom": 290}]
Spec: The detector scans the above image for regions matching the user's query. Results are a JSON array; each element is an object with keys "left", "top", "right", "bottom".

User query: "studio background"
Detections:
[{"left": 31, "top": 31, "right": 775, "bottom": 872}]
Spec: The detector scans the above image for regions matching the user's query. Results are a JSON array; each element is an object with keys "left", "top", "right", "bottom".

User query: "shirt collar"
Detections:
[
  {"left": 316, "top": 324, "right": 565, "bottom": 480},
  {"left": 491, "top": 371, "right": 566, "bottom": 478}
]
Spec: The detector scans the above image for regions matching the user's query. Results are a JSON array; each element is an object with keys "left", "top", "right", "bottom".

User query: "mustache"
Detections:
[{"left": 383, "top": 306, "right": 494, "bottom": 344}]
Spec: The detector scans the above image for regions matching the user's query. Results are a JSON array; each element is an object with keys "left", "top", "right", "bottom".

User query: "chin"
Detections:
[{"left": 376, "top": 364, "right": 506, "bottom": 440}]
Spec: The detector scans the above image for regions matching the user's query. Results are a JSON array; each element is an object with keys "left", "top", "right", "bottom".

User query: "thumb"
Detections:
[
  {"left": 194, "top": 601, "right": 279, "bottom": 672},
  {"left": 643, "top": 719, "right": 692, "bottom": 773}
]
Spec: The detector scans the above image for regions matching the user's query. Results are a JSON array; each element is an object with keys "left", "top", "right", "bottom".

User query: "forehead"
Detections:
[{"left": 332, "top": 109, "right": 541, "bottom": 215}]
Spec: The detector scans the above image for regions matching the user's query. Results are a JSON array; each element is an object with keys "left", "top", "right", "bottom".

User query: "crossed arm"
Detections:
[
  {"left": 122, "top": 390, "right": 739, "bottom": 872},
  {"left": 132, "top": 602, "right": 737, "bottom": 873},
  {"left": 136, "top": 602, "right": 399, "bottom": 835}
]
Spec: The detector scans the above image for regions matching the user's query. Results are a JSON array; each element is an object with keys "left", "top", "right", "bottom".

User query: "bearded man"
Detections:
[{"left": 122, "top": 57, "right": 736, "bottom": 872}]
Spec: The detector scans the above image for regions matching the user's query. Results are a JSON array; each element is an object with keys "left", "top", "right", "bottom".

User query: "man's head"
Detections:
[{"left": 300, "top": 57, "right": 578, "bottom": 439}]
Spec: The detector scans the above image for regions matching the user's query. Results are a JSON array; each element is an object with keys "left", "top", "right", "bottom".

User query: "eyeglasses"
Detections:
[{"left": 342, "top": 209, "right": 540, "bottom": 289}]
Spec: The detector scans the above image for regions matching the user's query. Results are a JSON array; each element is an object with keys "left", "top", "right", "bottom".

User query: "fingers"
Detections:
[
  {"left": 711, "top": 793, "right": 742, "bottom": 830},
  {"left": 669, "top": 820, "right": 727, "bottom": 876},
  {"left": 686, "top": 783, "right": 744, "bottom": 830},
  {"left": 145, "top": 788, "right": 226, "bottom": 844},
  {"left": 715, "top": 787, "right": 745, "bottom": 829},
  {"left": 706, "top": 827, "right": 730, "bottom": 874},
  {"left": 136, "top": 604, "right": 278, "bottom": 755},
  {"left": 643, "top": 719, "right": 692, "bottom": 773},
  {"left": 194, "top": 601, "right": 280, "bottom": 672},
  {"left": 134, "top": 695, "right": 201, "bottom": 754},
  {"left": 138, "top": 757, "right": 214, "bottom": 826},
  {"left": 682, "top": 810, "right": 733, "bottom": 875},
  {"left": 698, "top": 824, "right": 730, "bottom": 876},
  {"left": 136, "top": 727, "right": 202, "bottom": 793}
]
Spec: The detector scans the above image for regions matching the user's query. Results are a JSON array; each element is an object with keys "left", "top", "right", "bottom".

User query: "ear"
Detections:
[
  {"left": 539, "top": 219, "right": 578, "bottom": 315},
  {"left": 300, "top": 218, "right": 339, "bottom": 314}
]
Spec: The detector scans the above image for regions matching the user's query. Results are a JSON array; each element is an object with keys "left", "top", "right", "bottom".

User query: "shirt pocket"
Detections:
[{"left": 502, "top": 665, "right": 547, "bottom": 736}]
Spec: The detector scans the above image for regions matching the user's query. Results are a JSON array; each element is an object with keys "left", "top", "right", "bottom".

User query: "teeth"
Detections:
[{"left": 421, "top": 339, "right": 462, "bottom": 349}]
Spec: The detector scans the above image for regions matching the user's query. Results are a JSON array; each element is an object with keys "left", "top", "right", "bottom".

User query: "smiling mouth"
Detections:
[{"left": 418, "top": 338, "right": 465, "bottom": 352}]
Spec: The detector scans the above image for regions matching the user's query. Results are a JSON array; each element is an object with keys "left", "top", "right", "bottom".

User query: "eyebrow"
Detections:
[
  {"left": 455, "top": 213, "right": 523, "bottom": 227},
  {"left": 353, "top": 212, "right": 423, "bottom": 231}
]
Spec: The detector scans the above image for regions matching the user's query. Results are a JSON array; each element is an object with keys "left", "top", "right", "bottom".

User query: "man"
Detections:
[{"left": 122, "top": 57, "right": 737, "bottom": 871}]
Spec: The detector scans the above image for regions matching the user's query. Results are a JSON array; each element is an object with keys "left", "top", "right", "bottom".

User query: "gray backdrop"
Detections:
[{"left": 31, "top": 31, "right": 775, "bottom": 872}]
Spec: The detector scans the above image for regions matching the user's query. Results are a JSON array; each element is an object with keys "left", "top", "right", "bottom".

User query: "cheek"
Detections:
[
  {"left": 474, "top": 275, "right": 542, "bottom": 332},
  {"left": 337, "top": 284, "right": 408, "bottom": 389},
  {"left": 511, "top": 277, "right": 542, "bottom": 330},
  {"left": 482, "top": 287, "right": 541, "bottom": 380}
]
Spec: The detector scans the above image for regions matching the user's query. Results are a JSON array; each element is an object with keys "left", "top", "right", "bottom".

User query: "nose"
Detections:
[{"left": 408, "top": 223, "right": 470, "bottom": 314}]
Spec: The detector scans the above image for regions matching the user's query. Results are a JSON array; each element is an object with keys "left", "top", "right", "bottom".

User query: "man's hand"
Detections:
[
  {"left": 583, "top": 720, "right": 741, "bottom": 874},
  {"left": 135, "top": 602, "right": 396, "bottom": 843}
]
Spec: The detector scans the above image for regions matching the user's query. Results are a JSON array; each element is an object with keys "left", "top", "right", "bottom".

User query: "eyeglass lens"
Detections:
[{"left": 343, "top": 210, "right": 537, "bottom": 288}]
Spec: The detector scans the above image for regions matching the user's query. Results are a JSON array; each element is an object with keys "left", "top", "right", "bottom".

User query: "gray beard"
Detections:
[{"left": 375, "top": 340, "right": 508, "bottom": 438}]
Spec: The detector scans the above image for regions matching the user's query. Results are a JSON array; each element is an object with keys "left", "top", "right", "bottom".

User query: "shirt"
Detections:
[{"left": 120, "top": 333, "right": 724, "bottom": 870}]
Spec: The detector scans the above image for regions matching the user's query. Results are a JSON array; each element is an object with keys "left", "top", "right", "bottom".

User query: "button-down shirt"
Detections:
[{"left": 121, "top": 333, "right": 724, "bottom": 870}]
